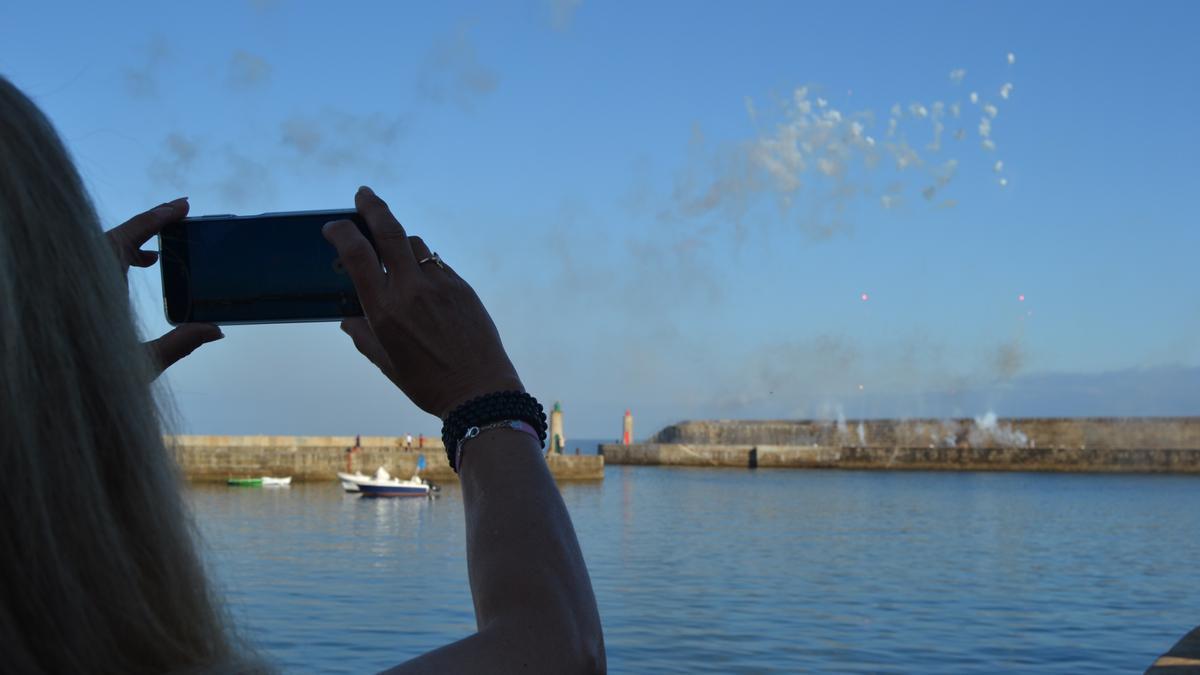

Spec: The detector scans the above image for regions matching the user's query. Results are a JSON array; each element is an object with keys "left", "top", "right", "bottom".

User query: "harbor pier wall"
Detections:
[
  {"left": 169, "top": 435, "right": 604, "bottom": 482},
  {"left": 599, "top": 443, "right": 1200, "bottom": 473},
  {"left": 602, "top": 417, "right": 1200, "bottom": 474},
  {"left": 650, "top": 417, "right": 1200, "bottom": 450}
]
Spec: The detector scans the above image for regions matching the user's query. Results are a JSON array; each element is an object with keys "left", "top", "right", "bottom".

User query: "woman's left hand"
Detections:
[{"left": 107, "top": 197, "right": 224, "bottom": 377}]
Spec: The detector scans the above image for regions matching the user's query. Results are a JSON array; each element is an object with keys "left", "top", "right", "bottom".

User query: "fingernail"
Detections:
[
  {"left": 357, "top": 185, "right": 374, "bottom": 196},
  {"left": 170, "top": 196, "right": 188, "bottom": 206}
]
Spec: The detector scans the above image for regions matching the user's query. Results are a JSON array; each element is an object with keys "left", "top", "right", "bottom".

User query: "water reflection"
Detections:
[
  {"left": 364, "top": 494, "right": 429, "bottom": 564},
  {"left": 190, "top": 470, "right": 1200, "bottom": 673}
]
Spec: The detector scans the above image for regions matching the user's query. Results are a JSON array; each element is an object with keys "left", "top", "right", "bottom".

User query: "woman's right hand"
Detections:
[{"left": 322, "top": 186, "right": 524, "bottom": 419}]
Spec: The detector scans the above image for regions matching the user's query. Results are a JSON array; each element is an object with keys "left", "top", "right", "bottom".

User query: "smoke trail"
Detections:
[
  {"left": 123, "top": 36, "right": 171, "bottom": 99},
  {"left": 228, "top": 50, "right": 272, "bottom": 90},
  {"left": 214, "top": 149, "right": 276, "bottom": 208},
  {"left": 547, "top": 0, "right": 583, "bottom": 30},
  {"left": 146, "top": 133, "right": 200, "bottom": 190},
  {"left": 709, "top": 335, "right": 862, "bottom": 414},
  {"left": 994, "top": 338, "right": 1025, "bottom": 380},
  {"left": 667, "top": 58, "right": 1018, "bottom": 241},
  {"left": 416, "top": 25, "right": 499, "bottom": 111},
  {"left": 968, "top": 411, "right": 1029, "bottom": 447},
  {"left": 145, "top": 107, "right": 404, "bottom": 202},
  {"left": 278, "top": 109, "right": 405, "bottom": 173}
]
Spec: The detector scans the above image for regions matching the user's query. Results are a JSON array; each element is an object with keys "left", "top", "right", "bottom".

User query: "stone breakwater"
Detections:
[
  {"left": 650, "top": 417, "right": 1200, "bottom": 450},
  {"left": 600, "top": 417, "right": 1200, "bottom": 474},
  {"left": 169, "top": 435, "right": 604, "bottom": 482}
]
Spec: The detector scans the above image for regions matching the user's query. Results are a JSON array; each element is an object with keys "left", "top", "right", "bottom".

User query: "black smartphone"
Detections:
[{"left": 159, "top": 209, "right": 377, "bottom": 325}]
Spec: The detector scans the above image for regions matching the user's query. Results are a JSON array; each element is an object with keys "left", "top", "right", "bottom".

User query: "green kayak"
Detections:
[{"left": 226, "top": 477, "right": 263, "bottom": 487}]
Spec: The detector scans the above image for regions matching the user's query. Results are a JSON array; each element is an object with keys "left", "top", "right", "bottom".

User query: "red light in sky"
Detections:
[
  {"left": 1018, "top": 294, "right": 1025, "bottom": 301},
  {"left": 861, "top": 293, "right": 869, "bottom": 301}
]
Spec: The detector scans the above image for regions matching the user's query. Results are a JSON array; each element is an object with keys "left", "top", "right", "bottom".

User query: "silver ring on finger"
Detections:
[{"left": 418, "top": 252, "right": 446, "bottom": 269}]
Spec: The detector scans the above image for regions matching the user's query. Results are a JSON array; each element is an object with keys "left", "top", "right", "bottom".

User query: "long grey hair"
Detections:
[{"left": 0, "top": 75, "right": 259, "bottom": 673}]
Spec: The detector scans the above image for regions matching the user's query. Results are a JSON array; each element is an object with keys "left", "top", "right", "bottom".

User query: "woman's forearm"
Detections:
[
  {"left": 460, "top": 430, "right": 604, "bottom": 671},
  {"left": 385, "top": 431, "right": 605, "bottom": 674}
]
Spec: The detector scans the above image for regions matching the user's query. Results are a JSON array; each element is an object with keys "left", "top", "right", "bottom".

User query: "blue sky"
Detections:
[{"left": 4, "top": 0, "right": 1197, "bottom": 438}]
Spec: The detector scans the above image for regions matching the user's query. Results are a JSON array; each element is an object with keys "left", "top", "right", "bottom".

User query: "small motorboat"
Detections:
[
  {"left": 337, "top": 471, "right": 371, "bottom": 493},
  {"left": 358, "top": 477, "right": 431, "bottom": 497},
  {"left": 353, "top": 467, "right": 432, "bottom": 498},
  {"left": 227, "top": 476, "right": 292, "bottom": 487}
]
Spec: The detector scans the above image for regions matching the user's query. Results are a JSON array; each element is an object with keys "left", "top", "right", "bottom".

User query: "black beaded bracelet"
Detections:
[{"left": 441, "top": 391, "right": 548, "bottom": 471}]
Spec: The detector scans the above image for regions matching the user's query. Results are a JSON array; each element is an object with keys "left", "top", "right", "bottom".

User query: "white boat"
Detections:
[
  {"left": 262, "top": 476, "right": 292, "bottom": 487},
  {"left": 343, "top": 467, "right": 432, "bottom": 498},
  {"left": 337, "top": 471, "right": 371, "bottom": 493},
  {"left": 358, "top": 475, "right": 431, "bottom": 498}
]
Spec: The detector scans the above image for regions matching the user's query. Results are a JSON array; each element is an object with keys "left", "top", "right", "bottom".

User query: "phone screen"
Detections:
[{"left": 159, "top": 210, "right": 377, "bottom": 324}]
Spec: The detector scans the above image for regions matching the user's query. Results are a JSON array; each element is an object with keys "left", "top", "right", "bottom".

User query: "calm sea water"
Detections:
[{"left": 190, "top": 463, "right": 1200, "bottom": 673}]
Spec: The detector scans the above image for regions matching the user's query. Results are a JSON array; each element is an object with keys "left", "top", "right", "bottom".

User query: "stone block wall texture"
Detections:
[
  {"left": 649, "top": 417, "right": 1200, "bottom": 450},
  {"left": 169, "top": 435, "right": 603, "bottom": 482},
  {"left": 599, "top": 442, "right": 1200, "bottom": 473}
]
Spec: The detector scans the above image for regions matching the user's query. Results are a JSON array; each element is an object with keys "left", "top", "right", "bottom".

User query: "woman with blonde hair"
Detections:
[{"left": 0, "top": 75, "right": 603, "bottom": 673}]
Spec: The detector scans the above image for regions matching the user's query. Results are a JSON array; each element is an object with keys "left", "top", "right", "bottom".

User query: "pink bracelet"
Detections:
[{"left": 455, "top": 419, "right": 541, "bottom": 472}]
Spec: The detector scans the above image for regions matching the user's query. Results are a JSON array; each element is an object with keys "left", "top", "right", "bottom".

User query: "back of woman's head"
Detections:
[{"left": 0, "top": 75, "right": 251, "bottom": 673}]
